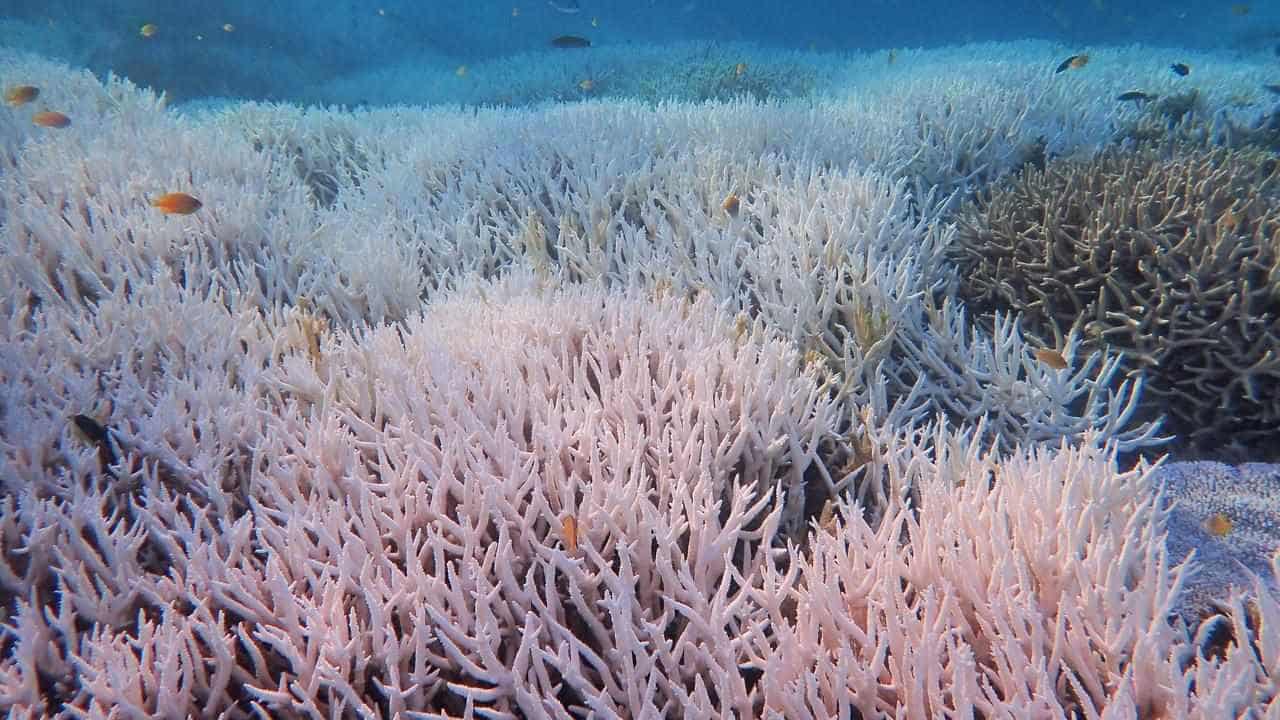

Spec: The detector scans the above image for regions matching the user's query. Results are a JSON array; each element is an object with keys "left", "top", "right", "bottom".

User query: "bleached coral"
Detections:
[
  {"left": 0, "top": 276, "right": 845, "bottom": 717},
  {"left": 751, "top": 429, "right": 1280, "bottom": 718},
  {"left": 2, "top": 41, "right": 1277, "bottom": 718}
]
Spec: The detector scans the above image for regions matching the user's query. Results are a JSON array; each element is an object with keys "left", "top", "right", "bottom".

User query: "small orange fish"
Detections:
[
  {"left": 1219, "top": 207, "right": 1241, "bottom": 233},
  {"left": 1055, "top": 53, "right": 1089, "bottom": 73},
  {"left": 140, "top": 23, "right": 158, "bottom": 38},
  {"left": 562, "top": 514, "right": 578, "bottom": 553},
  {"left": 722, "top": 192, "right": 740, "bottom": 216},
  {"left": 734, "top": 62, "right": 747, "bottom": 77},
  {"left": 32, "top": 110, "right": 70, "bottom": 128},
  {"left": 1034, "top": 348, "right": 1068, "bottom": 370},
  {"left": 4, "top": 85, "right": 39, "bottom": 107},
  {"left": 455, "top": 65, "right": 468, "bottom": 78},
  {"left": 577, "top": 78, "right": 594, "bottom": 91},
  {"left": 151, "top": 192, "right": 203, "bottom": 215},
  {"left": 1204, "top": 512, "right": 1233, "bottom": 537}
]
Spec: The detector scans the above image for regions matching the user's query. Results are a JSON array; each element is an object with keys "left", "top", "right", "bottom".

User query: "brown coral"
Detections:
[{"left": 953, "top": 145, "right": 1280, "bottom": 456}]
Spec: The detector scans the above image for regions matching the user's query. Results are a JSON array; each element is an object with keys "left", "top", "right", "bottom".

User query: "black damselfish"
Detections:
[{"left": 551, "top": 35, "right": 591, "bottom": 49}]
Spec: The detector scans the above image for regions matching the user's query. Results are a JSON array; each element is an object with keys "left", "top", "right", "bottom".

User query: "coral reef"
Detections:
[
  {"left": 2, "top": 42, "right": 1280, "bottom": 717},
  {"left": 953, "top": 144, "right": 1280, "bottom": 457},
  {"left": 0, "top": 277, "right": 842, "bottom": 716}
]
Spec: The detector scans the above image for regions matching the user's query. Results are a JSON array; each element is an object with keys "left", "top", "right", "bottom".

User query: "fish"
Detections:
[
  {"left": 1204, "top": 512, "right": 1233, "bottom": 537},
  {"left": 455, "top": 65, "right": 468, "bottom": 78},
  {"left": 512, "top": 6, "right": 520, "bottom": 17},
  {"left": 1264, "top": 84, "right": 1280, "bottom": 94},
  {"left": 547, "top": 0, "right": 581, "bottom": 13},
  {"left": 722, "top": 192, "right": 740, "bottom": 216},
  {"left": 151, "top": 192, "right": 203, "bottom": 214},
  {"left": 1117, "top": 90, "right": 1156, "bottom": 102},
  {"left": 140, "top": 23, "right": 158, "bottom": 38},
  {"left": 591, "top": 16, "right": 599, "bottom": 27},
  {"left": 1219, "top": 208, "right": 1240, "bottom": 233},
  {"left": 222, "top": 23, "right": 235, "bottom": 32},
  {"left": 1033, "top": 348, "right": 1069, "bottom": 370},
  {"left": 551, "top": 34, "right": 590, "bottom": 48},
  {"left": 1231, "top": 4, "right": 1250, "bottom": 16},
  {"left": 561, "top": 514, "right": 579, "bottom": 553},
  {"left": 1054, "top": 54, "right": 1089, "bottom": 73},
  {"left": 577, "top": 78, "right": 594, "bottom": 91},
  {"left": 887, "top": 48, "right": 897, "bottom": 65},
  {"left": 734, "top": 62, "right": 747, "bottom": 77},
  {"left": 70, "top": 414, "right": 119, "bottom": 478},
  {"left": 1170, "top": 62, "right": 1190, "bottom": 76},
  {"left": 4, "top": 85, "right": 38, "bottom": 106},
  {"left": 32, "top": 110, "right": 70, "bottom": 128}
]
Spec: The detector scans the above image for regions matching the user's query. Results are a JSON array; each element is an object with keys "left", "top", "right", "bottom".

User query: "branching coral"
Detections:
[
  {"left": 3, "top": 45, "right": 1279, "bottom": 718},
  {"left": 3, "top": 274, "right": 1276, "bottom": 716},
  {"left": 954, "top": 144, "right": 1280, "bottom": 456},
  {"left": 0, "top": 277, "right": 843, "bottom": 717},
  {"left": 750, "top": 428, "right": 1280, "bottom": 718}
]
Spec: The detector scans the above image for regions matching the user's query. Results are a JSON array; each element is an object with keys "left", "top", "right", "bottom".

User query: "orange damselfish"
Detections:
[
  {"left": 151, "top": 192, "right": 203, "bottom": 214},
  {"left": 32, "top": 110, "right": 70, "bottom": 128},
  {"left": 4, "top": 85, "right": 39, "bottom": 106}
]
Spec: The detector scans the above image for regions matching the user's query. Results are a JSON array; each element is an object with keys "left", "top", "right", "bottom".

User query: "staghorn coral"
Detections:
[
  {"left": 0, "top": 38, "right": 1158, "bottom": 455},
  {"left": 4, "top": 44, "right": 1280, "bottom": 718},
  {"left": 3, "top": 271, "right": 1278, "bottom": 716},
  {"left": 0, "top": 276, "right": 844, "bottom": 717},
  {"left": 752, "top": 427, "right": 1280, "bottom": 718},
  {"left": 1112, "top": 88, "right": 1280, "bottom": 155},
  {"left": 954, "top": 144, "right": 1280, "bottom": 457}
]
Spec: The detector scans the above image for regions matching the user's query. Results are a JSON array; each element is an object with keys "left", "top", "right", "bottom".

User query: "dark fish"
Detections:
[
  {"left": 1117, "top": 91, "right": 1156, "bottom": 102},
  {"left": 547, "top": 0, "right": 581, "bottom": 13},
  {"left": 1170, "top": 62, "right": 1190, "bottom": 76},
  {"left": 1054, "top": 54, "right": 1088, "bottom": 74},
  {"left": 551, "top": 34, "right": 590, "bottom": 48},
  {"left": 1265, "top": 84, "right": 1280, "bottom": 95},
  {"left": 71, "top": 414, "right": 118, "bottom": 477}
]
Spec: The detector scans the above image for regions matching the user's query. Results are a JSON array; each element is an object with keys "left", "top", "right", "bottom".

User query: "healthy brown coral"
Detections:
[{"left": 953, "top": 145, "right": 1280, "bottom": 456}]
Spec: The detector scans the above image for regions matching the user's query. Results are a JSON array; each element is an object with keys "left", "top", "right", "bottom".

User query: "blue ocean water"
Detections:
[{"left": 2, "top": 0, "right": 1277, "bottom": 105}]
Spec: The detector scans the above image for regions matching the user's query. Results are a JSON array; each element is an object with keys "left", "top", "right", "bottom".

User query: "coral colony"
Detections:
[{"left": 1, "top": 38, "right": 1279, "bottom": 718}]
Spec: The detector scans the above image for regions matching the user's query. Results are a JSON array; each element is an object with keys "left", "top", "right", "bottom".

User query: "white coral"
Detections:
[{"left": 0, "top": 43, "right": 1275, "bottom": 718}]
